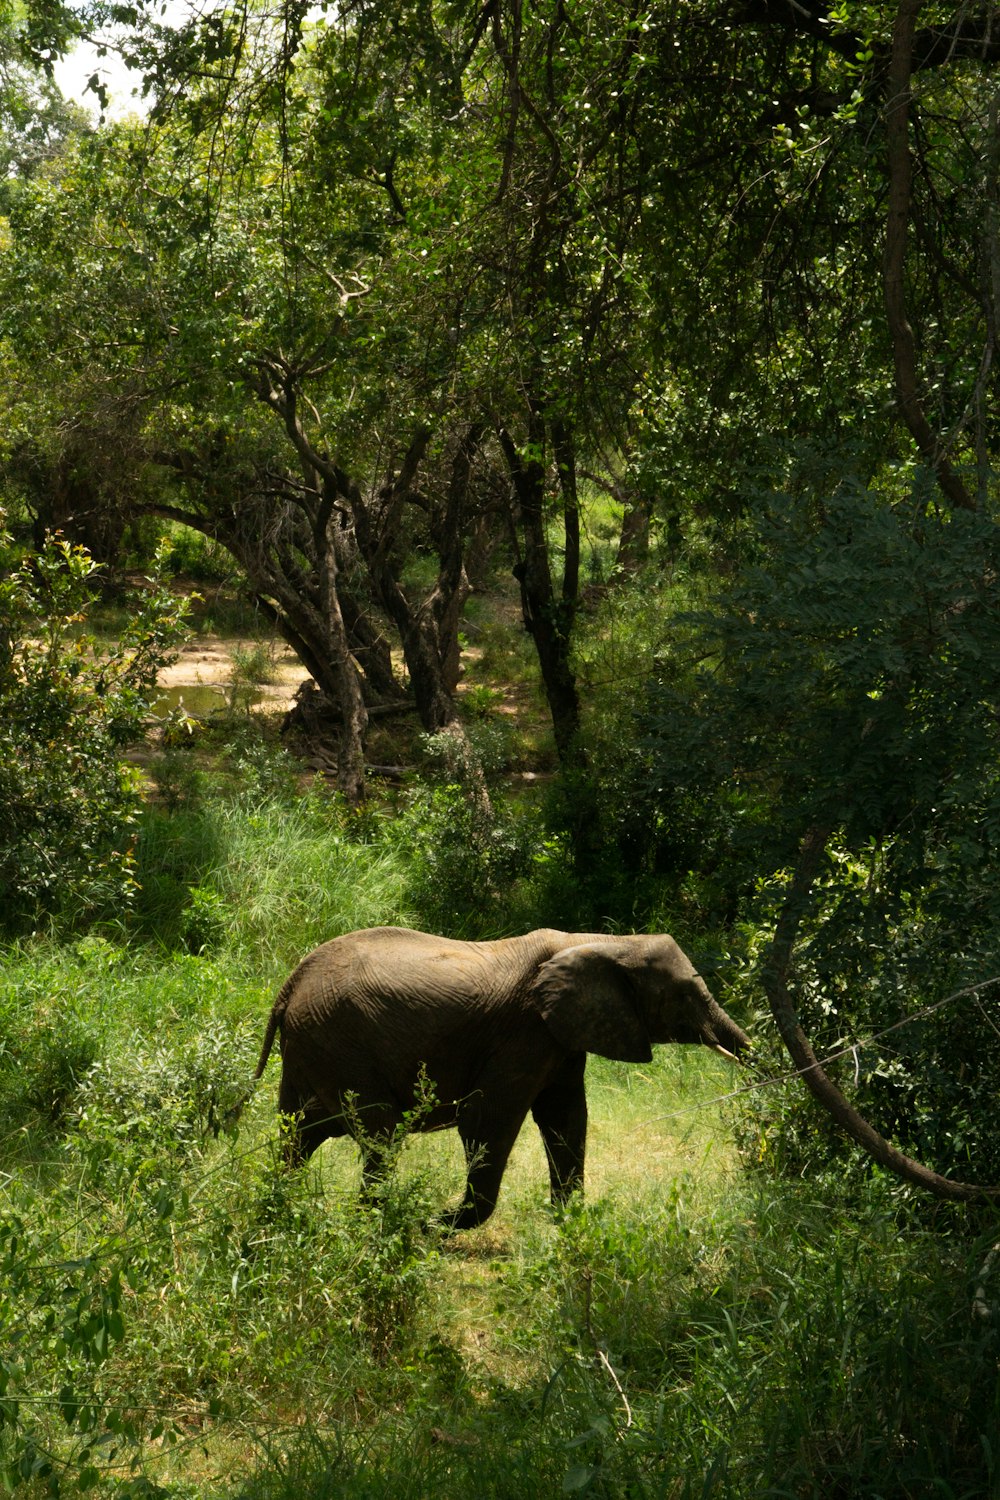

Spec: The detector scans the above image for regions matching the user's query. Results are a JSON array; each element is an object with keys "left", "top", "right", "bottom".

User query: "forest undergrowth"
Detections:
[{"left": 2, "top": 761, "right": 999, "bottom": 1500}]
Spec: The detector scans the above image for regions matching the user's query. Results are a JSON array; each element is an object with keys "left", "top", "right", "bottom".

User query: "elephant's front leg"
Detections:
[{"left": 530, "top": 1053, "right": 588, "bottom": 1206}]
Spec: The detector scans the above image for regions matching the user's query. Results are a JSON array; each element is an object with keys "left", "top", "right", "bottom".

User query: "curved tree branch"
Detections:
[{"left": 761, "top": 824, "right": 1000, "bottom": 1202}]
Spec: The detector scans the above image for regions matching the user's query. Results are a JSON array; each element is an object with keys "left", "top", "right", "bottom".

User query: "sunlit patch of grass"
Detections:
[
  {"left": 129, "top": 785, "right": 417, "bottom": 966},
  {"left": 585, "top": 1048, "right": 741, "bottom": 1195}
]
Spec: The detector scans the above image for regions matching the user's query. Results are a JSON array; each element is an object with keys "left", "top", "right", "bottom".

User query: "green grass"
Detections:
[
  {"left": 130, "top": 780, "right": 416, "bottom": 964},
  {"left": 1, "top": 787, "right": 998, "bottom": 1499}
]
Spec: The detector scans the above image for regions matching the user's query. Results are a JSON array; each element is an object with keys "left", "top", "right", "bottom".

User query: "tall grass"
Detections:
[
  {"left": 1, "top": 785, "right": 998, "bottom": 1498},
  {"left": 131, "top": 780, "right": 416, "bottom": 966}
]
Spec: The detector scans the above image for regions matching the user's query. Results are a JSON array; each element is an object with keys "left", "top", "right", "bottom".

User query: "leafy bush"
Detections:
[
  {"left": 179, "top": 883, "right": 230, "bottom": 954},
  {"left": 74, "top": 1018, "right": 257, "bottom": 1158},
  {"left": 0, "top": 1204, "right": 134, "bottom": 1494},
  {"left": 221, "top": 720, "right": 302, "bottom": 802},
  {"left": 226, "top": 640, "right": 277, "bottom": 706},
  {"left": 334, "top": 1092, "right": 444, "bottom": 1360},
  {"left": 0, "top": 992, "right": 99, "bottom": 1133},
  {"left": 0, "top": 526, "right": 190, "bottom": 934},
  {"left": 146, "top": 743, "right": 207, "bottom": 812},
  {"left": 392, "top": 782, "right": 537, "bottom": 937},
  {"left": 633, "top": 474, "right": 1000, "bottom": 1188}
]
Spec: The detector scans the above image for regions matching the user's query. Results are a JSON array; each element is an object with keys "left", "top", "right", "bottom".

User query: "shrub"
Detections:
[
  {"left": 179, "top": 883, "right": 230, "bottom": 954},
  {"left": 74, "top": 1018, "right": 256, "bottom": 1160},
  {"left": 313, "top": 1073, "right": 446, "bottom": 1358},
  {"left": 0, "top": 995, "right": 99, "bottom": 1132},
  {"left": 393, "top": 782, "right": 536, "bottom": 937},
  {"left": 0, "top": 526, "right": 190, "bottom": 934}
]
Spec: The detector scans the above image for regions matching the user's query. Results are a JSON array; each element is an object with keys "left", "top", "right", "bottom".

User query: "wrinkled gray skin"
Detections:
[{"left": 253, "top": 926, "right": 750, "bottom": 1230}]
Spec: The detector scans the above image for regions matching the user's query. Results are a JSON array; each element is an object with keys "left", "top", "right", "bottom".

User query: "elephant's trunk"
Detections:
[{"left": 702, "top": 1002, "right": 751, "bottom": 1062}]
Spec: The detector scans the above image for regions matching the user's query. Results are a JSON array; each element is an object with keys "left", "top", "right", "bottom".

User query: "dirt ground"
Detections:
[{"left": 157, "top": 635, "right": 309, "bottom": 713}]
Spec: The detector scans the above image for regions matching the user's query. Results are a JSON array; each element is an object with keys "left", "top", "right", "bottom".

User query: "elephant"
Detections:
[{"left": 251, "top": 925, "right": 750, "bottom": 1230}]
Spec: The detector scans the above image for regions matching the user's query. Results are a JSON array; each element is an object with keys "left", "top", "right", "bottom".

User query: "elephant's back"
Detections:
[
  {"left": 284, "top": 926, "right": 542, "bottom": 1022},
  {"left": 279, "top": 931, "right": 512, "bottom": 1095},
  {"left": 351, "top": 927, "right": 508, "bottom": 1010}
]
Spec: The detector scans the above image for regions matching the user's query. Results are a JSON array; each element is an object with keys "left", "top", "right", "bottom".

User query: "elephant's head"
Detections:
[{"left": 531, "top": 935, "right": 750, "bottom": 1064}]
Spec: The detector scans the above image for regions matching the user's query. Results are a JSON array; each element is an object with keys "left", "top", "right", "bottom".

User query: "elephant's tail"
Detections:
[
  {"left": 254, "top": 972, "right": 297, "bottom": 1079},
  {"left": 224, "top": 978, "right": 294, "bottom": 1129},
  {"left": 253, "top": 1010, "right": 281, "bottom": 1080}
]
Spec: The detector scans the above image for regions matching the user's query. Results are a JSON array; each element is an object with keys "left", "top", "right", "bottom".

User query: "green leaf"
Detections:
[{"left": 562, "top": 1464, "right": 597, "bottom": 1493}]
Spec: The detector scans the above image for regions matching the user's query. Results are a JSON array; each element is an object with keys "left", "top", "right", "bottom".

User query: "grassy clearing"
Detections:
[{"left": 2, "top": 787, "right": 999, "bottom": 1498}]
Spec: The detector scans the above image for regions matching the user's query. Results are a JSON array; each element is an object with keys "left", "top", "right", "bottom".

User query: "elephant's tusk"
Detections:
[{"left": 709, "top": 1042, "right": 737, "bottom": 1061}]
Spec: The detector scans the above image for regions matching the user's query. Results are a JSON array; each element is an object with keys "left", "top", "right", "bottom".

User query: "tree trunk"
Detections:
[
  {"left": 336, "top": 428, "right": 492, "bottom": 810},
  {"left": 616, "top": 488, "right": 652, "bottom": 572},
  {"left": 553, "top": 421, "right": 580, "bottom": 610},
  {"left": 500, "top": 422, "right": 583, "bottom": 766},
  {"left": 337, "top": 586, "right": 402, "bottom": 704},
  {"left": 336, "top": 430, "right": 457, "bottom": 732},
  {"left": 883, "top": 0, "right": 976, "bottom": 511},
  {"left": 314, "top": 485, "right": 368, "bottom": 803}
]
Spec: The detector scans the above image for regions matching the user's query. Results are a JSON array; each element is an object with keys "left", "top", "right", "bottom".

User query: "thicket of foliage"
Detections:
[
  {"left": 612, "top": 471, "right": 1000, "bottom": 1186},
  {"left": 0, "top": 526, "right": 189, "bottom": 932}
]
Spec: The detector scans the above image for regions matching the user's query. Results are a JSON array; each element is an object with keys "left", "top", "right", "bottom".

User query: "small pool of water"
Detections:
[{"left": 152, "top": 683, "right": 229, "bottom": 718}]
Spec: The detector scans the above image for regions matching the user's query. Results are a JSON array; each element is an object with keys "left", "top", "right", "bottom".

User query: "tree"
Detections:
[
  {"left": 1, "top": 0, "right": 658, "bottom": 793},
  {"left": 638, "top": 471, "right": 1000, "bottom": 1199},
  {"left": 630, "top": 1, "right": 1000, "bottom": 508}
]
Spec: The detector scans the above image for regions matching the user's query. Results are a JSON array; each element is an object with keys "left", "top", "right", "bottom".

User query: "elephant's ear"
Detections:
[{"left": 531, "top": 944, "right": 652, "bottom": 1062}]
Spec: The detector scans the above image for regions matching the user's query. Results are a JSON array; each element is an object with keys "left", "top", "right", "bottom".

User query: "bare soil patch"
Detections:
[{"left": 157, "top": 635, "right": 309, "bottom": 714}]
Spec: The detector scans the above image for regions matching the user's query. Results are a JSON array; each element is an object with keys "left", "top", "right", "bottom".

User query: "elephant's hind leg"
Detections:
[
  {"left": 344, "top": 1103, "right": 406, "bottom": 1204},
  {"left": 279, "top": 1102, "right": 334, "bottom": 1167},
  {"left": 278, "top": 1074, "right": 341, "bottom": 1166}
]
